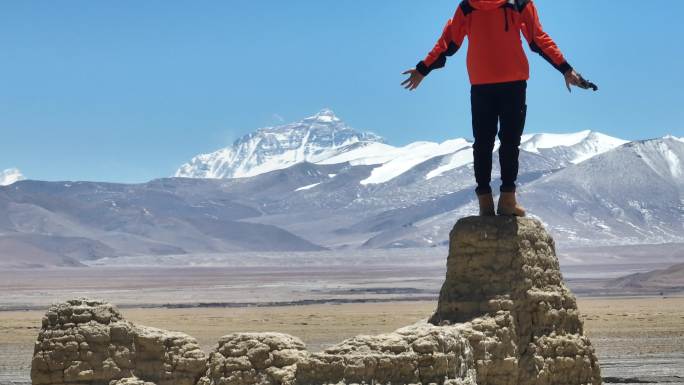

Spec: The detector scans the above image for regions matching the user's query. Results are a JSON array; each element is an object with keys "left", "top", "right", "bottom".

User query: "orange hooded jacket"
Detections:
[{"left": 416, "top": 0, "right": 571, "bottom": 85}]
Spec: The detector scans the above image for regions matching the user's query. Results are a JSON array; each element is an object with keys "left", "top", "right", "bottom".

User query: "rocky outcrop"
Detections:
[
  {"left": 30, "top": 298, "right": 207, "bottom": 385},
  {"left": 31, "top": 217, "right": 602, "bottom": 385}
]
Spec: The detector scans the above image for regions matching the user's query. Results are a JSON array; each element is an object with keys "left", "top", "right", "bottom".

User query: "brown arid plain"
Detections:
[{"left": 2, "top": 297, "right": 684, "bottom": 383}]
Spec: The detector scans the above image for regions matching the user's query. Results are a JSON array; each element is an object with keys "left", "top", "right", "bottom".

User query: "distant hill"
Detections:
[{"left": 611, "top": 263, "right": 684, "bottom": 294}]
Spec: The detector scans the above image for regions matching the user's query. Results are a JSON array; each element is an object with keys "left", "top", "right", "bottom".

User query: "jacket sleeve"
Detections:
[
  {"left": 416, "top": 7, "right": 468, "bottom": 77},
  {"left": 520, "top": 1, "right": 572, "bottom": 74}
]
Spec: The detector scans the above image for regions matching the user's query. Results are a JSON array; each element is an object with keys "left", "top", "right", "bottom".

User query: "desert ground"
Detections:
[
  {"left": 1, "top": 256, "right": 683, "bottom": 384},
  {"left": 1, "top": 298, "right": 683, "bottom": 384}
]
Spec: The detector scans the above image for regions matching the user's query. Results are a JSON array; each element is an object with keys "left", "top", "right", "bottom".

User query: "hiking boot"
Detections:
[
  {"left": 477, "top": 193, "right": 495, "bottom": 216},
  {"left": 497, "top": 192, "right": 526, "bottom": 217}
]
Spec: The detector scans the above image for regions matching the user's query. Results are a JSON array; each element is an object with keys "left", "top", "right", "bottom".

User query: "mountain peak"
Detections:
[
  {"left": 307, "top": 108, "right": 340, "bottom": 123},
  {"left": 176, "top": 110, "right": 383, "bottom": 179}
]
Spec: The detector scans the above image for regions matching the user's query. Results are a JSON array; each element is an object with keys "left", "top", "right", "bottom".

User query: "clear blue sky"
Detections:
[{"left": 1, "top": 1, "right": 682, "bottom": 182}]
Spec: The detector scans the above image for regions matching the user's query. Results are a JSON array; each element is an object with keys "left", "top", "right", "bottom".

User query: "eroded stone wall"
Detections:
[
  {"left": 31, "top": 217, "right": 602, "bottom": 385},
  {"left": 31, "top": 298, "right": 207, "bottom": 385}
]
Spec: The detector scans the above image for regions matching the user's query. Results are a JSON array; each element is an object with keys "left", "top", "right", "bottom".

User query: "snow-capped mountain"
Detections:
[
  {"left": 0, "top": 168, "right": 25, "bottom": 186},
  {"left": 523, "top": 137, "right": 684, "bottom": 244},
  {"left": 520, "top": 130, "right": 628, "bottom": 165},
  {"left": 177, "top": 110, "right": 627, "bottom": 185},
  {"left": 176, "top": 109, "right": 383, "bottom": 179}
]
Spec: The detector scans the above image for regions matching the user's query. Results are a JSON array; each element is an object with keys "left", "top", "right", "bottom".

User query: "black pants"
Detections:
[{"left": 471, "top": 80, "right": 527, "bottom": 196}]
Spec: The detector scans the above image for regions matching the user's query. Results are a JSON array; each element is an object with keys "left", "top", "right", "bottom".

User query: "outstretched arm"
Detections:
[
  {"left": 402, "top": 6, "right": 468, "bottom": 91},
  {"left": 520, "top": 1, "right": 584, "bottom": 92}
]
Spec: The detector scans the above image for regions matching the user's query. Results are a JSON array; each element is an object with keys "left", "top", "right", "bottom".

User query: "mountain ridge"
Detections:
[{"left": 176, "top": 109, "right": 629, "bottom": 185}]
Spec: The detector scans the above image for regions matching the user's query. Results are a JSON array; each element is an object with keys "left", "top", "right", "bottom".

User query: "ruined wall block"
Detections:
[{"left": 31, "top": 298, "right": 207, "bottom": 385}]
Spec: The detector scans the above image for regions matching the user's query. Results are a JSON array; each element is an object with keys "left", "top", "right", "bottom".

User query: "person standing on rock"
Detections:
[{"left": 402, "top": 0, "right": 595, "bottom": 217}]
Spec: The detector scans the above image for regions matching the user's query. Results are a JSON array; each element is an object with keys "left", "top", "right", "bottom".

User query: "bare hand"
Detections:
[
  {"left": 564, "top": 69, "right": 582, "bottom": 92},
  {"left": 401, "top": 68, "right": 424, "bottom": 91}
]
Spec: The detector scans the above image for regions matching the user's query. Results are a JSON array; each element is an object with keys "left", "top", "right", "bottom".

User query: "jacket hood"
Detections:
[{"left": 468, "top": 0, "right": 508, "bottom": 11}]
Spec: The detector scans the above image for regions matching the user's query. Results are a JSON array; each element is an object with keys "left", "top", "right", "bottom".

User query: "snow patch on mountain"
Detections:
[
  {"left": 520, "top": 130, "right": 593, "bottom": 151},
  {"left": 663, "top": 148, "right": 682, "bottom": 178},
  {"left": 0, "top": 168, "right": 25, "bottom": 186},
  {"left": 634, "top": 138, "right": 684, "bottom": 180},
  {"left": 175, "top": 109, "right": 383, "bottom": 179},
  {"left": 425, "top": 147, "right": 474, "bottom": 180},
  {"left": 360, "top": 139, "right": 471, "bottom": 185},
  {"left": 520, "top": 130, "right": 627, "bottom": 164},
  {"left": 316, "top": 142, "right": 403, "bottom": 166},
  {"left": 295, "top": 182, "right": 321, "bottom": 192}
]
